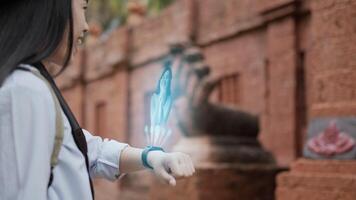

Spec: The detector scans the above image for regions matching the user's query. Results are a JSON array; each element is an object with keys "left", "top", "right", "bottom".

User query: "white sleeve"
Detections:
[
  {"left": 83, "top": 129, "right": 129, "bottom": 181},
  {"left": 0, "top": 82, "right": 55, "bottom": 200}
]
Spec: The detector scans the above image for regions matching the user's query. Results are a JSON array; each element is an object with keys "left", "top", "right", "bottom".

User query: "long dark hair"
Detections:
[{"left": 0, "top": 0, "right": 75, "bottom": 86}]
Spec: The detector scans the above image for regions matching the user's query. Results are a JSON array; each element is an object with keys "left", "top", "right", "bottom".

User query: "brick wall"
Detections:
[
  {"left": 84, "top": 70, "right": 128, "bottom": 141},
  {"left": 306, "top": 0, "right": 356, "bottom": 118},
  {"left": 56, "top": 0, "right": 356, "bottom": 199},
  {"left": 275, "top": 1, "right": 356, "bottom": 199}
]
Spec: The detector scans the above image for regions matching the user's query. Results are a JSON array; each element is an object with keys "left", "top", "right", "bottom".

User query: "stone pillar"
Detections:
[
  {"left": 276, "top": 0, "right": 356, "bottom": 199},
  {"left": 263, "top": 2, "right": 300, "bottom": 166}
]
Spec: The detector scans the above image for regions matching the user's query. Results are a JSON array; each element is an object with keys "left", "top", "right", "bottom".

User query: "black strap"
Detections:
[
  {"left": 48, "top": 166, "right": 54, "bottom": 187},
  {"left": 17, "top": 66, "right": 30, "bottom": 72},
  {"left": 17, "top": 64, "right": 95, "bottom": 199}
]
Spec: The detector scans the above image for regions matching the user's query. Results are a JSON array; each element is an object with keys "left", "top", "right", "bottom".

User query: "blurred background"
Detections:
[{"left": 56, "top": 0, "right": 356, "bottom": 199}]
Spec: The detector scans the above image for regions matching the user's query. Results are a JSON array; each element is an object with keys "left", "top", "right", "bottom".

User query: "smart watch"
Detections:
[{"left": 141, "top": 146, "right": 165, "bottom": 169}]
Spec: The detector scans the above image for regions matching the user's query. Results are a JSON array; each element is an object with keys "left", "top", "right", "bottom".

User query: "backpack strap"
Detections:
[{"left": 17, "top": 66, "right": 64, "bottom": 187}]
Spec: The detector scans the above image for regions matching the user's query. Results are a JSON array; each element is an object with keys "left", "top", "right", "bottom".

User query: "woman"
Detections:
[
  {"left": 150, "top": 64, "right": 173, "bottom": 127},
  {"left": 0, "top": 0, "right": 195, "bottom": 199}
]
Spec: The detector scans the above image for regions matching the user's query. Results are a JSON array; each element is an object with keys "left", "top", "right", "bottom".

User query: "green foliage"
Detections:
[
  {"left": 87, "top": 0, "right": 175, "bottom": 30},
  {"left": 147, "top": 0, "right": 175, "bottom": 15},
  {"left": 86, "top": 0, "right": 127, "bottom": 29}
]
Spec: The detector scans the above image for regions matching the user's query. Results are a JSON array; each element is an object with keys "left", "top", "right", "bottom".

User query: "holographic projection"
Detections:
[{"left": 144, "top": 60, "right": 174, "bottom": 147}]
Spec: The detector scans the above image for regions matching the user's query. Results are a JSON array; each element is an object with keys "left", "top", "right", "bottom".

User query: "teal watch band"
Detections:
[{"left": 142, "top": 146, "right": 165, "bottom": 169}]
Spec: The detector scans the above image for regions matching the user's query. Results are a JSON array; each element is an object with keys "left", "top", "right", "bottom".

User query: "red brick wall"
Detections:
[
  {"left": 130, "top": 0, "right": 193, "bottom": 66},
  {"left": 264, "top": 17, "right": 299, "bottom": 166},
  {"left": 59, "top": 0, "right": 305, "bottom": 167},
  {"left": 61, "top": 85, "right": 85, "bottom": 125},
  {"left": 57, "top": 0, "right": 356, "bottom": 198},
  {"left": 84, "top": 71, "right": 128, "bottom": 141},
  {"left": 202, "top": 31, "right": 266, "bottom": 114},
  {"left": 306, "top": 0, "right": 356, "bottom": 118},
  {"left": 276, "top": 0, "right": 356, "bottom": 199}
]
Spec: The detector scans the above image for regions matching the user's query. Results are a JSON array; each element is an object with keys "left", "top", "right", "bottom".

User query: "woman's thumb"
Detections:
[{"left": 158, "top": 167, "right": 176, "bottom": 186}]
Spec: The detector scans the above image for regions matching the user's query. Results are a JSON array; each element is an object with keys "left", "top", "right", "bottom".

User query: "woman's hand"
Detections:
[{"left": 147, "top": 151, "right": 195, "bottom": 186}]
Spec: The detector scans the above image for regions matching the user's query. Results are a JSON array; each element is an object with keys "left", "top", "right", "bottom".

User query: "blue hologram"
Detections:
[{"left": 145, "top": 60, "right": 174, "bottom": 146}]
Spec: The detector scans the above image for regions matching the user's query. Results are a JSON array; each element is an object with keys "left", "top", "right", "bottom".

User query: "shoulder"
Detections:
[
  {"left": 0, "top": 64, "right": 52, "bottom": 98},
  {"left": 0, "top": 65, "right": 55, "bottom": 112}
]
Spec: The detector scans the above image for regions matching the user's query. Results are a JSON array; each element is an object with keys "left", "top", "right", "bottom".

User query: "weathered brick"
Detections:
[
  {"left": 305, "top": 0, "right": 356, "bottom": 119},
  {"left": 60, "top": 84, "right": 84, "bottom": 125},
  {"left": 196, "top": 0, "right": 263, "bottom": 45},
  {"left": 276, "top": 159, "right": 356, "bottom": 200},
  {"left": 84, "top": 71, "right": 128, "bottom": 141},
  {"left": 130, "top": 0, "right": 192, "bottom": 67},
  {"left": 150, "top": 164, "right": 280, "bottom": 200},
  {"left": 85, "top": 27, "right": 129, "bottom": 82},
  {"left": 263, "top": 17, "right": 299, "bottom": 166},
  {"left": 57, "top": 0, "right": 356, "bottom": 199}
]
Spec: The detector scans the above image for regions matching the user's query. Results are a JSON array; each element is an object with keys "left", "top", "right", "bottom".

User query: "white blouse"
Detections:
[{"left": 0, "top": 64, "right": 129, "bottom": 200}]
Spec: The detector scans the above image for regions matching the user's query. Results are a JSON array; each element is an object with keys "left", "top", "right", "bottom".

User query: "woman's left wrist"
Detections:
[
  {"left": 141, "top": 146, "right": 166, "bottom": 169},
  {"left": 147, "top": 150, "right": 166, "bottom": 168}
]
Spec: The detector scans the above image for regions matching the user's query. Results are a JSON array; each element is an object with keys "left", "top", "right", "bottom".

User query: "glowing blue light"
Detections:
[{"left": 145, "top": 60, "right": 174, "bottom": 146}]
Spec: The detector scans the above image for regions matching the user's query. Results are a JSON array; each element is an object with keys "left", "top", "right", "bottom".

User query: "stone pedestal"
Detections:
[
  {"left": 150, "top": 163, "right": 282, "bottom": 200},
  {"left": 150, "top": 136, "right": 282, "bottom": 200},
  {"left": 172, "top": 136, "right": 276, "bottom": 165},
  {"left": 277, "top": 159, "right": 356, "bottom": 200}
]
